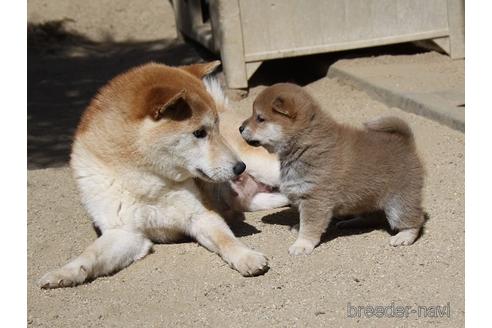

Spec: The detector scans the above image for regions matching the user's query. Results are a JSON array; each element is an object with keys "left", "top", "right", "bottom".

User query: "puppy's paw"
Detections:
[
  {"left": 230, "top": 247, "right": 269, "bottom": 277},
  {"left": 38, "top": 266, "right": 87, "bottom": 289},
  {"left": 288, "top": 238, "right": 316, "bottom": 256},
  {"left": 389, "top": 228, "right": 419, "bottom": 247},
  {"left": 290, "top": 223, "right": 299, "bottom": 233}
]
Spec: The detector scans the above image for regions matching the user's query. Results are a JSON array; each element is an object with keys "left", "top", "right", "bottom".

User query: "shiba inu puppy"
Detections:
[
  {"left": 240, "top": 83, "right": 425, "bottom": 255},
  {"left": 39, "top": 62, "right": 288, "bottom": 289}
]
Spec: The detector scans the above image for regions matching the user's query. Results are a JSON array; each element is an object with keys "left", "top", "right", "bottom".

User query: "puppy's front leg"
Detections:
[
  {"left": 39, "top": 229, "right": 152, "bottom": 289},
  {"left": 289, "top": 200, "right": 333, "bottom": 256},
  {"left": 190, "top": 212, "right": 269, "bottom": 276}
]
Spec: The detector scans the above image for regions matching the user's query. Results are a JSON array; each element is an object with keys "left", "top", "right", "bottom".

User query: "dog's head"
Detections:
[
  {"left": 135, "top": 61, "right": 245, "bottom": 183},
  {"left": 239, "top": 83, "right": 317, "bottom": 153}
]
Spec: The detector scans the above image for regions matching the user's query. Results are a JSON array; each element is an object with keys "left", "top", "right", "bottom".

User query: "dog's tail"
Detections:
[
  {"left": 203, "top": 76, "right": 229, "bottom": 113},
  {"left": 364, "top": 116, "right": 414, "bottom": 140}
]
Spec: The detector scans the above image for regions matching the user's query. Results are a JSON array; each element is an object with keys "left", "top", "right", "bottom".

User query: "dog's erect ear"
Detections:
[
  {"left": 272, "top": 96, "right": 296, "bottom": 118},
  {"left": 181, "top": 60, "right": 221, "bottom": 79},
  {"left": 148, "top": 87, "right": 191, "bottom": 121}
]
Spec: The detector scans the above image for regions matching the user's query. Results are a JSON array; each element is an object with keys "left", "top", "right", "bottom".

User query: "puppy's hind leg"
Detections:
[
  {"left": 39, "top": 229, "right": 152, "bottom": 289},
  {"left": 389, "top": 228, "right": 420, "bottom": 246},
  {"left": 384, "top": 196, "right": 424, "bottom": 247}
]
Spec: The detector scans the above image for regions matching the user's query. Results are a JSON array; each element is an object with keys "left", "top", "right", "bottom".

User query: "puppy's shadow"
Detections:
[
  {"left": 261, "top": 208, "right": 299, "bottom": 227},
  {"left": 262, "top": 209, "right": 430, "bottom": 244},
  {"left": 228, "top": 212, "right": 262, "bottom": 238},
  {"left": 324, "top": 211, "right": 391, "bottom": 243}
]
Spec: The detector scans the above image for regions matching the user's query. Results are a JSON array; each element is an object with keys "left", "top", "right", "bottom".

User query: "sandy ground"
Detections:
[
  {"left": 27, "top": 0, "right": 177, "bottom": 42},
  {"left": 28, "top": 1, "right": 464, "bottom": 327},
  {"left": 333, "top": 51, "right": 465, "bottom": 96}
]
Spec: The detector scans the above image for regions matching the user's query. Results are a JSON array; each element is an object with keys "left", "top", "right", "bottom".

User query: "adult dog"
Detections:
[{"left": 39, "top": 61, "right": 288, "bottom": 288}]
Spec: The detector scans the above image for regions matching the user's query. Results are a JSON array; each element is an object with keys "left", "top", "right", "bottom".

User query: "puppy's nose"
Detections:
[
  {"left": 239, "top": 125, "right": 245, "bottom": 133},
  {"left": 233, "top": 161, "right": 246, "bottom": 176}
]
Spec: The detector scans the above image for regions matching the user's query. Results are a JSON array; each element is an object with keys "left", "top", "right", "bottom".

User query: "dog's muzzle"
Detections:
[
  {"left": 239, "top": 125, "right": 261, "bottom": 147},
  {"left": 245, "top": 140, "right": 261, "bottom": 147},
  {"left": 233, "top": 161, "right": 246, "bottom": 176}
]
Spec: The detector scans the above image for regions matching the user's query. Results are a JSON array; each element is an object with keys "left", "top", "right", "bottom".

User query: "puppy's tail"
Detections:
[{"left": 364, "top": 116, "right": 414, "bottom": 140}]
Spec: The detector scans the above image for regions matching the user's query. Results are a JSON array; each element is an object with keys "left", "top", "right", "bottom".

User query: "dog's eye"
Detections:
[
  {"left": 256, "top": 115, "right": 265, "bottom": 123},
  {"left": 193, "top": 128, "right": 207, "bottom": 139}
]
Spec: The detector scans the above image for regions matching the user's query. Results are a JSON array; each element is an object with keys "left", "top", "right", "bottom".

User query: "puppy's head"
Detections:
[
  {"left": 136, "top": 61, "right": 245, "bottom": 183},
  {"left": 239, "top": 83, "right": 316, "bottom": 153}
]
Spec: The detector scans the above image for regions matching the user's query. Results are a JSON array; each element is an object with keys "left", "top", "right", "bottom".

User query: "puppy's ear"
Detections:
[
  {"left": 181, "top": 60, "right": 221, "bottom": 78},
  {"left": 272, "top": 96, "right": 296, "bottom": 118},
  {"left": 148, "top": 87, "right": 191, "bottom": 121}
]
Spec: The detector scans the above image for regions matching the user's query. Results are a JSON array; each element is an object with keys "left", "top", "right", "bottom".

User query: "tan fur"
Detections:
[
  {"left": 240, "top": 83, "right": 425, "bottom": 255},
  {"left": 39, "top": 62, "right": 283, "bottom": 288}
]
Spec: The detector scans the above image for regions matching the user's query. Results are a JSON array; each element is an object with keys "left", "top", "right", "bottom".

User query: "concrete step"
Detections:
[{"left": 328, "top": 51, "right": 464, "bottom": 132}]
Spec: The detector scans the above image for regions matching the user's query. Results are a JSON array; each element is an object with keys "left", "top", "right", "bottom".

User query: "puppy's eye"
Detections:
[
  {"left": 256, "top": 114, "right": 265, "bottom": 123},
  {"left": 193, "top": 128, "right": 207, "bottom": 138}
]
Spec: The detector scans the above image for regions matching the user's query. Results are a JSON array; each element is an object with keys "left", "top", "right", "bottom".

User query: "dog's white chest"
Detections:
[
  {"left": 76, "top": 163, "right": 204, "bottom": 239},
  {"left": 279, "top": 164, "right": 314, "bottom": 204}
]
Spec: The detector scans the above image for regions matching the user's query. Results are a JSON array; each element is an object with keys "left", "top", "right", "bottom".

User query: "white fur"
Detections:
[
  {"left": 39, "top": 134, "right": 269, "bottom": 288},
  {"left": 248, "top": 192, "right": 290, "bottom": 211},
  {"left": 204, "top": 75, "right": 282, "bottom": 188},
  {"left": 237, "top": 151, "right": 281, "bottom": 188},
  {"left": 137, "top": 115, "right": 239, "bottom": 183},
  {"left": 389, "top": 228, "right": 419, "bottom": 246},
  {"left": 203, "top": 76, "right": 228, "bottom": 109},
  {"left": 38, "top": 74, "right": 277, "bottom": 288},
  {"left": 256, "top": 122, "right": 284, "bottom": 146},
  {"left": 242, "top": 122, "right": 285, "bottom": 154},
  {"left": 288, "top": 238, "right": 316, "bottom": 256}
]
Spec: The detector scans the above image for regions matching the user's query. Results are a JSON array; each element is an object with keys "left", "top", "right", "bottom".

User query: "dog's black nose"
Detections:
[
  {"left": 233, "top": 161, "right": 246, "bottom": 176},
  {"left": 239, "top": 125, "right": 245, "bottom": 133}
]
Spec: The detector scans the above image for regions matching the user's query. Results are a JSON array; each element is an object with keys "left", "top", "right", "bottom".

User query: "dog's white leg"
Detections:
[
  {"left": 389, "top": 228, "right": 420, "bottom": 246},
  {"left": 384, "top": 195, "right": 424, "bottom": 246},
  {"left": 39, "top": 229, "right": 152, "bottom": 289},
  {"left": 246, "top": 192, "right": 290, "bottom": 211},
  {"left": 190, "top": 213, "right": 269, "bottom": 276},
  {"left": 289, "top": 200, "right": 333, "bottom": 256}
]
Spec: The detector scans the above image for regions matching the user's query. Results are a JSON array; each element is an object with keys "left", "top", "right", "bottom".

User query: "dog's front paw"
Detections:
[
  {"left": 38, "top": 266, "right": 87, "bottom": 289},
  {"left": 230, "top": 247, "right": 269, "bottom": 277},
  {"left": 288, "top": 238, "right": 316, "bottom": 256}
]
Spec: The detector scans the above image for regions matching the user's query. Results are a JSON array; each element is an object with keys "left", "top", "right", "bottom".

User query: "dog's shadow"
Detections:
[
  {"left": 93, "top": 212, "right": 261, "bottom": 250},
  {"left": 227, "top": 212, "right": 263, "bottom": 238},
  {"left": 261, "top": 208, "right": 430, "bottom": 244}
]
